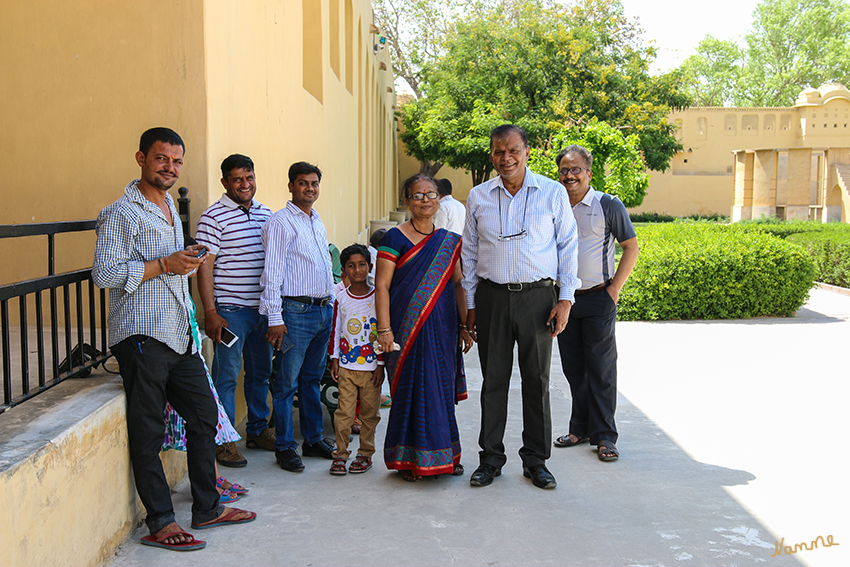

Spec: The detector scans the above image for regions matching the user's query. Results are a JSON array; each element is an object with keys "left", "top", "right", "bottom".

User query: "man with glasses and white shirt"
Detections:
[
  {"left": 462, "top": 124, "right": 579, "bottom": 490},
  {"left": 553, "top": 145, "right": 638, "bottom": 463}
]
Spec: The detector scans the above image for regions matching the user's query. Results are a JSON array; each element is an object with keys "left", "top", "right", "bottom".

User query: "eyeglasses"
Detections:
[
  {"left": 407, "top": 191, "right": 439, "bottom": 201},
  {"left": 558, "top": 167, "right": 589, "bottom": 176},
  {"left": 498, "top": 187, "right": 530, "bottom": 242}
]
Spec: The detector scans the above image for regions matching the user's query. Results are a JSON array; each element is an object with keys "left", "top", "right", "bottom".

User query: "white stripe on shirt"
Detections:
[{"left": 195, "top": 194, "right": 272, "bottom": 308}]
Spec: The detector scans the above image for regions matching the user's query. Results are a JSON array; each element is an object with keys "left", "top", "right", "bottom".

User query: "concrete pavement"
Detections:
[{"left": 106, "top": 287, "right": 848, "bottom": 567}]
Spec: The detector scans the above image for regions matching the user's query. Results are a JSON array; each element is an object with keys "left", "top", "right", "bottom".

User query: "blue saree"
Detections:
[{"left": 379, "top": 227, "right": 466, "bottom": 476}]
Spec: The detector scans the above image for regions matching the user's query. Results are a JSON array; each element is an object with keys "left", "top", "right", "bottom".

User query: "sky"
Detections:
[{"left": 620, "top": 0, "right": 763, "bottom": 73}]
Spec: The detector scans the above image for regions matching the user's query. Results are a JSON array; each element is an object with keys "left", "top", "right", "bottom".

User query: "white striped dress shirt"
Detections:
[
  {"left": 461, "top": 168, "right": 580, "bottom": 308},
  {"left": 195, "top": 194, "right": 272, "bottom": 308},
  {"left": 259, "top": 201, "right": 334, "bottom": 326}
]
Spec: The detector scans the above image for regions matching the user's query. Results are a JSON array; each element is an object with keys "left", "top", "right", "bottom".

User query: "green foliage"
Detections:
[
  {"left": 629, "top": 211, "right": 676, "bottom": 223},
  {"left": 619, "top": 224, "right": 816, "bottom": 321},
  {"left": 679, "top": 37, "right": 745, "bottom": 106},
  {"left": 400, "top": 0, "right": 690, "bottom": 180},
  {"left": 736, "top": 218, "right": 840, "bottom": 238},
  {"left": 677, "top": 0, "right": 850, "bottom": 106},
  {"left": 528, "top": 120, "right": 649, "bottom": 207},
  {"left": 787, "top": 230, "right": 850, "bottom": 287}
]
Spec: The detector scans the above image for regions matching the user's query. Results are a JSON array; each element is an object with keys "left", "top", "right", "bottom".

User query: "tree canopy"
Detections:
[
  {"left": 528, "top": 120, "right": 649, "bottom": 208},
  {"left": 399, "top": 0, "right": 690, "bottom": 184},
  {"left": 679, "top": 0, "right": 850, "bottom": 107}
]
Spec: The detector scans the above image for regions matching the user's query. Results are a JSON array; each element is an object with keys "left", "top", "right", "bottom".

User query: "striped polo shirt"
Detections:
[{"left": 195, "top": 194, "right": 272, "bottom": 308}]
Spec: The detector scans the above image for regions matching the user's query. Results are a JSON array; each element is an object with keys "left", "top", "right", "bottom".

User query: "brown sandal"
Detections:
[
  {"left": 349, "top": 455, "right": 372, "bottom": 474},
  {"left": 329, "top": 458, "right": 347, "bottom": 475}
]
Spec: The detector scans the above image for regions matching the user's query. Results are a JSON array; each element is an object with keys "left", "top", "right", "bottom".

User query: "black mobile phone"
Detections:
[
  {"left": 193, "top": 247, "right": 207, "bottom": 259},
  {"left": 279, "top": 332, "right": 295, "bottom": 354},
  {"left": 548, "top": 318, "right": 557, "bottom": 334}
]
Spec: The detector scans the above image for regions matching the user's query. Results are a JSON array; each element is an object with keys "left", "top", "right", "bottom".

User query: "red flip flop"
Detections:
[
  {"left": 140, "top": 531, "right": 206, "bottom": 551},
  {"left": 191, "top": 508, "right": 257, "bottom": 530}
]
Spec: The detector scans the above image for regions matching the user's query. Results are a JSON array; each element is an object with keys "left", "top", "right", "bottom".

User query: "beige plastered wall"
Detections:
[
  {"left": 0, "top": 0, "right": 208, "bottom": 286},
  {"left": 1, "top": 1, "right": 397, "bottom": 564}
]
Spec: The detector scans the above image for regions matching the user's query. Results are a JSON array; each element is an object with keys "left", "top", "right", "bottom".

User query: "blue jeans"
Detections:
[
  {"left": 272, "top": 298, "right": 333, "bottom": 451},
  {"left": 211, "top": 305, "right": 274, "bottom": 437}
]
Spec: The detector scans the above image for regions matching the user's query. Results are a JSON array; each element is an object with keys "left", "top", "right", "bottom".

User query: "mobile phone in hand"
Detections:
[
  {"left": 279, "top": 332, "right": 295, "bottom": 354},
  {"left": 548, "top": 318, "right": 557, "bottom": 334},
  {"left": 220, "top": 326, "right": 239, "bottom": 347},
  {"left": 193, "top": 247, "right": 207, "bottom": 259}
]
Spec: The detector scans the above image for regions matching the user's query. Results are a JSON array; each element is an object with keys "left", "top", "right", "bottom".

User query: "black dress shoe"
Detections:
[
  {"left": 276, "top": 449, "right": 305, "bottom": 472},
  {"left": 302, "top": 438, "right": 335, "bottom": 459},
  {"left": 523, "top": 464, "right": 557, "bottom": 489},
  {"left": 469, "top": 464, "right": 501, "bottom": 487}
]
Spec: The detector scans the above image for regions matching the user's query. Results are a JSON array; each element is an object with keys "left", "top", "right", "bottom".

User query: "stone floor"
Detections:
[{"left": 106, "top": 287, "right": 849, "bottom": 567}]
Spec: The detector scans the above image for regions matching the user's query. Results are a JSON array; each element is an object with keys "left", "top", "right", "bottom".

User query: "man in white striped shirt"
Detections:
[
  {"left": 197, "top": 154, "right": 275, "bottom": 468},
  {"left": 462, "top": 124, "right": 580, "bottom": 490},
  {"left": 260, "top": 162, "right": 336, "bottom": 473}
]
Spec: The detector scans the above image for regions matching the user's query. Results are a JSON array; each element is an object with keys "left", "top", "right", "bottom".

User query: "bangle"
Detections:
[
  {"left": 204, "top": 309, "right": 216, "bottom": 314},
  {"left": 377, "top": 328, "right": 393, "bottom": 335},
  {"left": 459, "top": 325, "right": 468, "bottom": 330},
  {"left": 157, "top": 258, "right": 165, "bottom": 274},
  {"left": 163, "top": 257, "right": 170, "bottom": 274}
]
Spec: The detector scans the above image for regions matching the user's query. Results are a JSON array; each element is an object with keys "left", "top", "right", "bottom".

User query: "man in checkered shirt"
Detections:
[{"left": 93, "top": 128, "right": 255, "bottom": 550}]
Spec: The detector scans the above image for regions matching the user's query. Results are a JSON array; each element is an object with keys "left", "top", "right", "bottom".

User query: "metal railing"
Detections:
[{"left": 0, "top": 187, "right": 191, "bottom": 413}]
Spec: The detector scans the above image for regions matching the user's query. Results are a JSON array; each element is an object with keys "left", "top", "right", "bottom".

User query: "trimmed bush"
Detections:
[
  {"left": 736, "top": 218, "right": 830, "bottom": 239},
  {"left": 619, "top": 224, "right": 816, "bottom": 321},
  {"left": 629, "top": 211, "right": 676, "bottom": 223},
  {"left": 787, "top": 230, "right": 850, "bottom": 288}
]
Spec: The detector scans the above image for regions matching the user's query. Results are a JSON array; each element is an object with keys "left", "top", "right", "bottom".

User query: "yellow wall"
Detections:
[
  {"left": 202, "top": 0, "right": 397, "bottom": 247},
  {"left": 0, "top": 0, "right": 208, "bottom": 285}
]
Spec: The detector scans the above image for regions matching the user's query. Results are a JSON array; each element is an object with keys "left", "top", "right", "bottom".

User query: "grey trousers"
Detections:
[{"left": 475, "top": 281, "right": 556, "bottom": 469}]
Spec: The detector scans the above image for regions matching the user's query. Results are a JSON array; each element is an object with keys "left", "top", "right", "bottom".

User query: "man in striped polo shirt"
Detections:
[
  {"left": 197, "top": 154, "right": 275, "bottom": 468},
  {"left": 553, "top": 145, "right": 639, "bottom": 463},
  {"left": 260, "top": 161, "right": 336, "bottom": 473}
]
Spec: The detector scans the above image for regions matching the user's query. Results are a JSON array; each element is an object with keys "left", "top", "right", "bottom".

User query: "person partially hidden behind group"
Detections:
[{"left": 375, "top": 174, "right": 474, "bottom": 482}]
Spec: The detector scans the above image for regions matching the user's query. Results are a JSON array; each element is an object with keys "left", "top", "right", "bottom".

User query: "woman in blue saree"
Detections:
[{"left": 375, "top": 175, "right": 473, "bottom": 481}]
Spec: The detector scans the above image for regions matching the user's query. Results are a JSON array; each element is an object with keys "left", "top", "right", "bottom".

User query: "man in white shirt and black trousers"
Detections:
[{"left": 462, "top": 124, "right": 580, "bottom": 490}]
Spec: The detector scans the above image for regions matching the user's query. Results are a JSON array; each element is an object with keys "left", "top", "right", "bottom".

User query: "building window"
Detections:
[
  {"left": 697, "top": 117, "right": 707, "bottom": 140},
  {"left": 302, "top": 0, "right": 323, "bottom": 103},
  {"left": 764, "top": 114, "right": 775, "bottom": 134},
  {"left": 724, "top": 114, "right": 737, "bottom": 135},
  {"left": 742, "top": 114, "right": 758, "bottom": 135}
]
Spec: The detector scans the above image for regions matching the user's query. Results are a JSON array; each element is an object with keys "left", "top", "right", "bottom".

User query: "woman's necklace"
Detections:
[{"left": 411, "top": 220, "right": 435, "bottom": 236}]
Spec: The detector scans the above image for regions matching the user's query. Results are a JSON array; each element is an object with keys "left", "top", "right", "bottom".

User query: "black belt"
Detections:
[
  {"left": 480, "top": 279, "right": 554, "bottom": 292},
  {"left": 285, "top": 295, "right": 332, "bottom": 307},
  {"left": 575, "top": 279, "right": 612, "bottom": 296}
]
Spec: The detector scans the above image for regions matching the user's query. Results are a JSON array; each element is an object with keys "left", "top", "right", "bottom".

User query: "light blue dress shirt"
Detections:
[{"left": 461, "top": 168, "right": 580, "bottom": 308}]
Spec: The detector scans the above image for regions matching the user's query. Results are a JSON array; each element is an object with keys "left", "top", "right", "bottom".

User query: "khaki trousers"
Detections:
[{"left": 332, "top": 366, "right": 382, "bottom": 460}]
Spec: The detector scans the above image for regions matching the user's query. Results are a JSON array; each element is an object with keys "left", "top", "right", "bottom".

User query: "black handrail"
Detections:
[{"left": 0, "top": 187, "right": 191, "bottom": 413}]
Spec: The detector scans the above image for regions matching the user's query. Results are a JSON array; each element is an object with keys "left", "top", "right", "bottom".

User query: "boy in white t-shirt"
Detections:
[{"left": 328, "top": 244, "right": 385, "bottom": 474}]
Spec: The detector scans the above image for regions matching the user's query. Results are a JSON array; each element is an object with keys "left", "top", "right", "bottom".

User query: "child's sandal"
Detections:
[
  {"left": 330, "top": 458, "right": 347, "bottom": 475},
  {"left": 349, "top": 455, "right": 372, "bottom": 474},
  {"left": 217, "top": 476, "right": 249, "bottom": 495}
]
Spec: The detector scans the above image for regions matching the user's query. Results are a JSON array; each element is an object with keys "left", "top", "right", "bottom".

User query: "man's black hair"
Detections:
[
  {"left": 139, "top": 127, "right": 185, "bottom": 155},
  {"left": 489, "top": 124, "right": 528, "bottom": 149},
  {"left": 288, "top": 161, "right": 322, "bottom": 183},
  {"left": 221, "top": 154, "right": 255, "bottom": 178},
  {"left": 437, "top": 178, "right": 453, "bottom": 196}
]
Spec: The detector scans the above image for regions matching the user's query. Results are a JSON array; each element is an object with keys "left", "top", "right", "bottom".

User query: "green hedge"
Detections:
[
  {"left": 618, "top": 224, "right": 816, "bottom": 321},
  {"left": 786, "top": 230, "right": 850, "bottom": 288}
]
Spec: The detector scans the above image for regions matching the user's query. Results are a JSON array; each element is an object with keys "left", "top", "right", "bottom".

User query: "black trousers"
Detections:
[
  {"left": 475, "top": 282, "right": 556, "bottom": 469},
  {"left": 112, "top": 335, "right": 223, "bottom": 533},
  {"left": 556, "top": 287, "right": 619, "bottom": 445}
]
